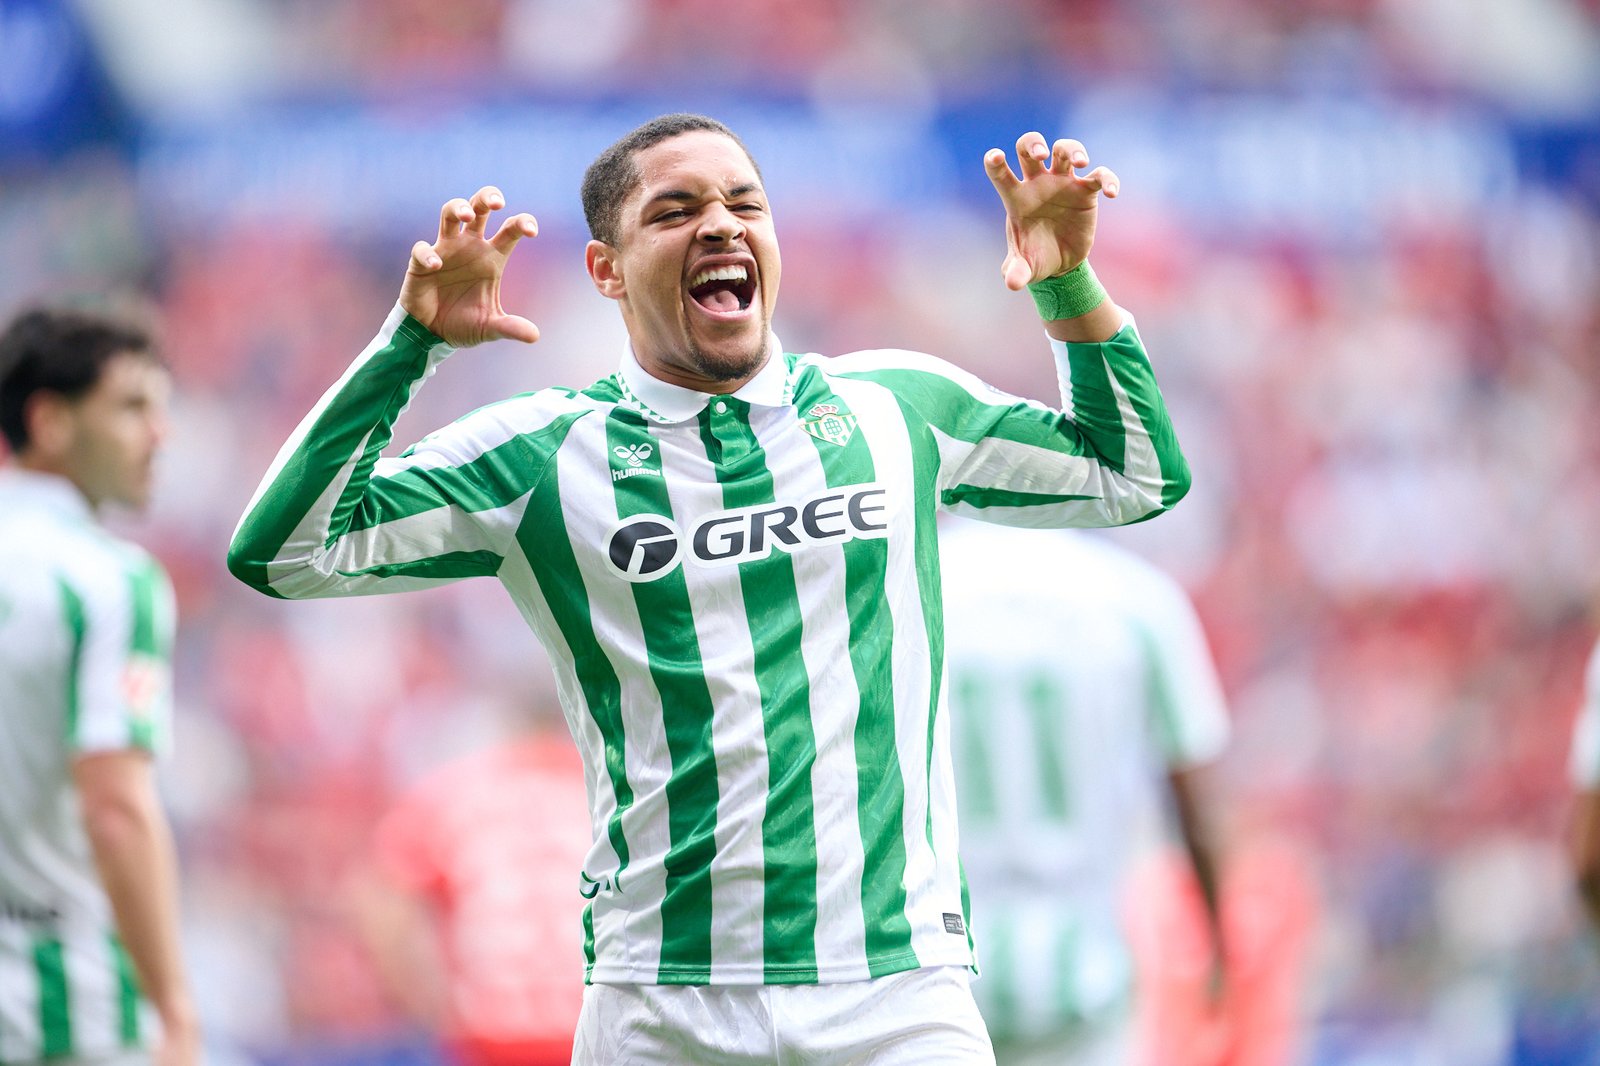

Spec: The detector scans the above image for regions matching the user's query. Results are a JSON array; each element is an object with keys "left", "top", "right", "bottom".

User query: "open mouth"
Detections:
[{"left": 688, "top": 264, "right": 756, "bottom": 315}]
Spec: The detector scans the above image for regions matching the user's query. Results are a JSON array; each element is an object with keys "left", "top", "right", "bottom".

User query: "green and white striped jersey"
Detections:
[
  {"left": 0, "top": 469, "right": 174, "bottom": 1063},
  {"left": 228, "top": 304, "right": 1188, "bottom": 986},
  {"left": 1570, "top": 638, "right": 1600, "bottom": 788},
  {"left": 942, "top": 525, "right": 1228, "bottom": 1040}
]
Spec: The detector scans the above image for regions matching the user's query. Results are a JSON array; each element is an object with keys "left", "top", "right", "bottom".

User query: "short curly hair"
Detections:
[{"left": 581, "top": 113, "right": 763, "bottom": 247}]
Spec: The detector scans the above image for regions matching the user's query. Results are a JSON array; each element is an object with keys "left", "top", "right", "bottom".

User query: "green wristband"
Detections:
[{"left": 1028, "top": 261, "right": 1107, "bottom": 321}]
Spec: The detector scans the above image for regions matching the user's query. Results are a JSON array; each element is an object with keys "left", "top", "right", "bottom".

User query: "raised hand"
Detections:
[
  {"left": 400, "top": 185, "right": 541, "bottom": 348},
  {"left": 985, "top": 133, "right": 1120, "bottom": 291}
]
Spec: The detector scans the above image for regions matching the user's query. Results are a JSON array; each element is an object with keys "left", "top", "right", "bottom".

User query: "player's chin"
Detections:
[{"left": 694, "top": 335, "right": 768, "bottom": 383}]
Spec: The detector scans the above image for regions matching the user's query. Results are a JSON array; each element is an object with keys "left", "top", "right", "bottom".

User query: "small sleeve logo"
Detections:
[{"left": 943, "top": 912, "right": 965, "bottom": 935}]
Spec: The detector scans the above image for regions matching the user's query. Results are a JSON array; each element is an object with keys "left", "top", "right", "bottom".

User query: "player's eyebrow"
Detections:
[{"left": 643, "top": 183, "right": 765, "bottom": 208}]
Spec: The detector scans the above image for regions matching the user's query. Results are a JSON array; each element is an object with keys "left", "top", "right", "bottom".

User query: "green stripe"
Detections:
[
  {"left": 228, "top": 315, "right": 439, "bottom": 591},
  {"left": 1058, "top": 341, "right": 1127, "bottom": 473},
  {"left": 1024, "top": 672, "right": 1071, "bottom": 823},
  {"left": 941, "top": 486, "right": 1098, "bottom": 510},
  {"left": 984, "top": 919, "right": 1019, "bottom": 1038},
  {"left": 335, "top": 549, "right": 503, "bottom": 581},
  {"left": 836, "top": 364, "right": 1090, "bottom": 455},
  {"left": 705, "top": 398, "right": 820, "bottom": 981},
  {"left": 581, "top": 903, "right": 596, "bottom": 985},
  {"left": 792, "top": 366, "right": 916, "bottom": 973},
  {"left": 1138, "top": 623, "right": 1184, "bottom": 761},
  {"left": 57, "top": 579, "right": 87, "bottom": 742},
  {"left": 1054, "top": 920, "right": 1083, "bottom": 1025},
  {"left": 606, "top": 410, "right": 719, "bottom": 982},
  {"left": 350, "top": 432, "right": 556, "bottom": 533},
  {"left": 1094, "top": 329, "right": 1190, "bottom": 506},
  {"left": 509, "top": 413, "right": 635, "bottom": 977},
  {"left": 126, "top": 560, "right": 164, "bottom": 658},
  {"left": 33, "top": 937, "right": 72, "bottom": 1059},
  {"left": 950, "top": 669, "right": 998, "bottom": 821},
  {"left": 110, "top": 934, "right": 140, "bottom": 1046}
]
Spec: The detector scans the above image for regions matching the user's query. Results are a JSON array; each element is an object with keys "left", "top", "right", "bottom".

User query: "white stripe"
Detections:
[
  {"left": 0, "top": 922, "right": 41, "bottom": 1059},
  {"left": 833, "top": 376, "right": 967, "bottom": 970},
  {"left": 659, "top": 421, "right": 769, "bottom": 981},
  {"left": 747, "top": 403, "right": 871, "bottom": 976},
  {"left": 61, "top": 926, "right": 119, "bottom": 1056},
  {"left": 494, "top": 546, "right": 618, "bottom": 903},
  {"left": 555, "top": 416, "right": 669, "bottom": 982}
]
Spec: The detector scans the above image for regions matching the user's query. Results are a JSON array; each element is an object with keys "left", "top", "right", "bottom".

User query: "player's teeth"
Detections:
[{"left": 690, "top": 265, "right": 748, "bottom": 289}]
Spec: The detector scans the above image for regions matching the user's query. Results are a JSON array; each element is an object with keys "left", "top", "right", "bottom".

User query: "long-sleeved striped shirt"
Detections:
[{"left": 227, "top": 304, "right": 1188, "bottom": 986}]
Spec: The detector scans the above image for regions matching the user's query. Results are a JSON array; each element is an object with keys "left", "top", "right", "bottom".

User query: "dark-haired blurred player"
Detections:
[{"left": 0, "top": 308, "right": 198, "bottom": 1066}]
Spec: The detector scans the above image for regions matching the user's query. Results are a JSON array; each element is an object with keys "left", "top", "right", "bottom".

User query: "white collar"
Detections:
[
  {"left": 0, "top": 467, "right": 94, "bottom": 522},
  {"left": 616, "top": 333, "right": 792, "bottom": 424}
]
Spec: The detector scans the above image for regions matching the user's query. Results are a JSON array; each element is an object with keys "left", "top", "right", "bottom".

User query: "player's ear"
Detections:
[
  {"left": 586, "top": 240, "right": 625, "bottom": 301},
  {"left": 20, "top": 391, "right": 74, "bottom": 461}
]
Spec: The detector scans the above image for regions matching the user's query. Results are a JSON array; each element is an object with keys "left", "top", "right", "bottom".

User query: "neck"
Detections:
[{"left": 12, "top": 455, "right": 97, "bottom": 510}]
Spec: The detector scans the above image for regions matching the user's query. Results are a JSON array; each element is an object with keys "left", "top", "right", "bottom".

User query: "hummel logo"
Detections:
[
  {"left": 613, "top": 443, "right": 654, "bottom": 468},
  {"left": 610, "top": 441, "right": 661, "bottom": 482}
]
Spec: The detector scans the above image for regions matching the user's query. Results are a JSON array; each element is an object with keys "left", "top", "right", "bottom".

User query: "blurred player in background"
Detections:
[
  {"left": 0, "top": 309, "right": 198, "bottom": 1066},
  {"left": 943, "top": 524, "right": 1228, "bottom": 1066},
  {"left": 348, "top": 706, "right": 590, "bottom": 1066},
  {"left": 1568, "top": 637, "right": 1600, "bottom": 934},
  {"left": 229, "top": 112, "right": 1190, "bottom": 1063}
]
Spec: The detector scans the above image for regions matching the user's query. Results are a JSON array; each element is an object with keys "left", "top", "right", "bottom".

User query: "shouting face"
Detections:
[{"left": 587, "top": 130, "right": 782, "bottom": 393}]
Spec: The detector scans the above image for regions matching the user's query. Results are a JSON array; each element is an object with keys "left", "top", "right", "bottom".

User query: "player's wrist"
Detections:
[{"left": 1028, "top": 260, "right": 1107, "bottom": 321}]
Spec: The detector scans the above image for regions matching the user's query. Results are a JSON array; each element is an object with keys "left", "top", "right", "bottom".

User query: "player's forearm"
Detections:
[
  {"left": 227, "top": 306, "right": 453, "bottom": 597},
  {"left": 82, "top": 794, "right": 197, "bottom": 1035},
  {"left": 1049, "top": 315, "right": 1190, "bottom": 517},
  {"left": 1168, "top": 768, "right": 1226, "bottom": 963}
]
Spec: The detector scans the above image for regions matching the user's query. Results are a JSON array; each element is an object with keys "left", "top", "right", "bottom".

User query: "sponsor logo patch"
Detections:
[
  {"left": 943, "top": 912, "right": 965, "bottom": 935},
  {"left": 603, "top": 484, "right": 890, "bottom": 583}
]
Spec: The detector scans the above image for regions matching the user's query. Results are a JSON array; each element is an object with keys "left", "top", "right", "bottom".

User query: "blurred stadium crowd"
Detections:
[{"left": 5, "top": 0, "right": 1600, "bottom": 1063}]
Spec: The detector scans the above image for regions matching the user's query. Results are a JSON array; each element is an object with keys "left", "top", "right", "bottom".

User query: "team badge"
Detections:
[{"left": 801, "top": 404, "right": 858, "bottom": 447}]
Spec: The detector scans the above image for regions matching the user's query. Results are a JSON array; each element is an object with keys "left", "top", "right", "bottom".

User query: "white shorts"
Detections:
[{"left": 572, "top": 965, "right": 996, "bottom": 1065}]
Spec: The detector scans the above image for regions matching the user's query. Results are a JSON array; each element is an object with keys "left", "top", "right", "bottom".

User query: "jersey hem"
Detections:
[{"left": 584, "top": 945, "right": 973, "bottom": 986}]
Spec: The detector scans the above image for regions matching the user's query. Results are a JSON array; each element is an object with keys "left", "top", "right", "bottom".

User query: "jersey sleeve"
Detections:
[
  {"left": 227, "top": 306, "right": 561, "bottom": 600},
  {"left": 1571, "top": 639, "right": 1600, "bottom": 789},
  {"left": 1133, "top": 570, "right": 1230, "bottom": 770},
  {"left": 836, "top": 317, "right": 1188, "bottom": 528},
  {"left": 66, "top": 554, "right": 176, "bottom": 757}
]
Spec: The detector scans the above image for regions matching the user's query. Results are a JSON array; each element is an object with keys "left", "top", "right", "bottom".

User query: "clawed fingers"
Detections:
[
  {"left": 984, "top": 148, "right": 1020, "bottom": 194},
  {"left": 409, "top": 240, "right": 443, "bottom": 273},
  {"left": 466, "top": 186, "right": 506, "bottom": 237},
  {"left": 437, "top": 198, "right": 474, "bottom": 243},
  {"left": 490, "top": 212, "right": 539, "bottom": 255},
  {"left": 1079, "top": 165, "right": 1120, "bottom": 198},
  {"left": 1050, "top": 138, "right": 1089, "bottom": 173},
  {"left": 1015, "top": 131, "right": 1051, "bottom": 179}
]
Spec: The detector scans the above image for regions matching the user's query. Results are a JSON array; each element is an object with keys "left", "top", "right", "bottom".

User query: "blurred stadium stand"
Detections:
[{"left": 4, "top": 1, "right": 1600, "bottom": 1062}]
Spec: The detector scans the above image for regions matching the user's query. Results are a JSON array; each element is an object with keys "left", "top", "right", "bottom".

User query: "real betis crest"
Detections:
[{"left": 801, "top": 402, "right": 858, "bottom": 446}]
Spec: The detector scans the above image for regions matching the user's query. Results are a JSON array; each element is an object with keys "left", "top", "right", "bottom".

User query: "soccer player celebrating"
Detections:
[
  {"left": 228, "top": 113, "right": 1189, "bottom": 1064},
  {"left": 0, "top": 309, "right": 198, "bottom": 1066}
]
